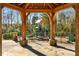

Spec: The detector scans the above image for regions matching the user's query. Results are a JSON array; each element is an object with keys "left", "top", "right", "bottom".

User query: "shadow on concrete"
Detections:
[
  {"left": 23, "top": 45, "right": 46, "bottom": 56},
  {"left": 54, "top": 45, "right": 75, "bottom": 52}
]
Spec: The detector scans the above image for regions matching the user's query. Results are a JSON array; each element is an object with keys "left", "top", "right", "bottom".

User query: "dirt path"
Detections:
[{"left": 2, "top": 40, "right": 75, "bottom": 56}]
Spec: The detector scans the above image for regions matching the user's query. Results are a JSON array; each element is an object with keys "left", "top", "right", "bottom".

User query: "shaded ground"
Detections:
[{"left": 2, "top": 39, "right": 75, "bottom": 56}]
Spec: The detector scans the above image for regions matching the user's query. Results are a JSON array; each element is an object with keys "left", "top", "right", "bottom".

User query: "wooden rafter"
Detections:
[
  {"left": 52, "top": 3, "right": 75, "bottom": 13},
  {"left": 18, "top": 3, "right": 24, "bottom": 6},
  {"left": 47, "top": 3, "right": 53, "bottom": 9},
  {"left": 50, "top": 3, "right": 55, "bottom": 8},
  {"left": 32, "top": 3, "right": 33, "bottom": 7},
  {"left": 44, "top": 3, "right": 45, "bottom": 7},
  {"left": 51, "top": 4, "right": 56, "bottom": 8},
  {"left": 2, "top": 3, "right": 25, "bottom": 12},
  {"left": 2, "top": 3, "right": 75, "bottom": 13},
  {"left": 25, "top": 9, "right": 51, "bottom": 12},
  {"left": 25, "top": 3, "right": 30, "bottom": 9}
]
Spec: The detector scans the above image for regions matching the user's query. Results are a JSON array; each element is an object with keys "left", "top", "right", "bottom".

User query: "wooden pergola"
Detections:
[{"left": 0, "top": 3, "right": 79, "bottom": 56}]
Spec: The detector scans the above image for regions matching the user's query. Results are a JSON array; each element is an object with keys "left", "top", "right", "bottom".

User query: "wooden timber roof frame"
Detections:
[
  {"left": 0, "top": 3, "right": 79, "bottom": 56},
  {"left": 1, "top": 3, "right": 75, "bottom": 12}
]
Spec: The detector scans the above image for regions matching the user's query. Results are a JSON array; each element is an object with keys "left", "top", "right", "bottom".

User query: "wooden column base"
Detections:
[
  {"left": 21, "top": 39, "right": 28, "bottom": 47},
  {"left": 0, "top": 34, "right": 2, "bottom": 56},
  {"left": 49, "top": 39, "right": 57, "bottom": 46},
  {"left": 76, "top": 52, "right": 79, "bottom": 56}
]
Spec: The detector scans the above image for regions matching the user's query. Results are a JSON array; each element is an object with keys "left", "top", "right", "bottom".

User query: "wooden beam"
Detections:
[
  {"left": 0, "top": 3, "right": 2, "bottom": 56},
  {"left": 26, "top": 12, "right": 30, "bottom": 16},
  {"left": 48, "top": 12, "right": 57, "bottom": 46},
  {"left": 25, "top": 9, "right": 51, "bottom": 12},
  {"left": 25, "top": 3, "right": 30, "bottom": 9},
  {"left": 52, "top": 4, "right": 56, "bottom": 8},
  {"left": 2, "top": 3, "right": 52, "bottom": 13},
  {"left": 47, "top": 4, "right": 53, "bottom": 9},
  {"left": 74, "top": 4, "right": 79, "bottom": 56},
  {"left": 53, "top": 3, "right": 75, "bottom": 13},
  {"left": 21, "top": 11, "right": 28, "bottom": 46},
  {"left": 2, "top": 3, "right": 25, "bottom": 12},
  {"left": 44, "top": 3, "right": 45, "bottom": 7},
  {"left": 50, "top": 3, "right": 56, "bottom": 8}
]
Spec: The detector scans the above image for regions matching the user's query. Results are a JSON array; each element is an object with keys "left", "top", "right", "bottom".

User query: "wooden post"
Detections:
[
  {"left": 0, "top": 4, "right": 2, "bottom": 56},
  {"left": 49, "top": 12, "right": 57, "bottom": 46},
  {"left": 21, "top": 11, "right": 28, "bottom": 46},
  {"left": 74, "top": 4, "right": 79, "bottom": 56}
]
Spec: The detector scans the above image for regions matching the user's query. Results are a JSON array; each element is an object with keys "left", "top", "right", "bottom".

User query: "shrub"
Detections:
[
  {"left": 56, "top": 32, "right": 63, "bottom": 36},
  {"left": 19, "top": 40, "right": 23, "bottom": 46},
  {"left": 3, "top": 32, "right": 13, "bottom": 40},
  {"left": 68, "top": 33, "right": 75, "bottom": 43}
]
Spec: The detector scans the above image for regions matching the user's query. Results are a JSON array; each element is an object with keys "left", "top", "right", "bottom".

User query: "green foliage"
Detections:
[
  {"left": 3, "top": 32, "right": 13, "bottom": 39},
  {"left": 32, "top": 16, "right": 38, "bottom": 25},
  {"left": 41, "top": 13, "right": 50, "bottom": 30},
  {"left": 9, "top": 27, "right": 21, "bottom": 36},
  {"left": 18, "top": 40, "right": 24, "bottom": 46},
  {"left": 55, "top": 10, "right": 76, "bottom": 43},
  {"left": 56, "top": 32, "right": 63, "bottom": 36},
  {"left": 68, "top": 33, "right": 75, "bottom": 43},
  {"left": 3, "top": 26, "right": 21, "bottom": 40},
  {"left": 26, "top": 13, "right": 50, "bottom": 39}
]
